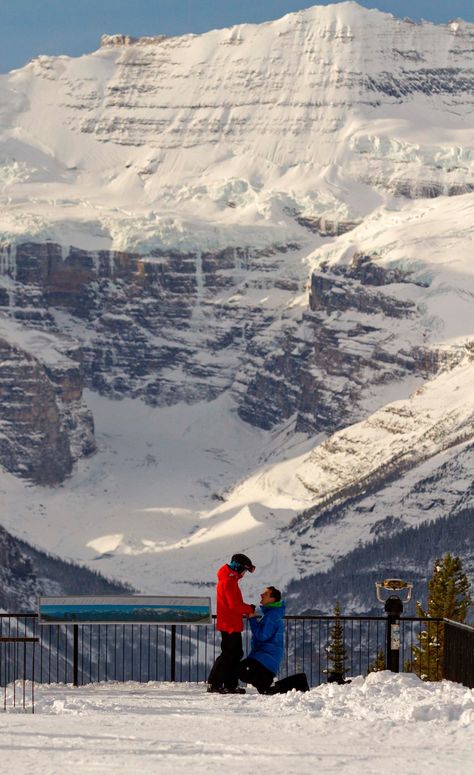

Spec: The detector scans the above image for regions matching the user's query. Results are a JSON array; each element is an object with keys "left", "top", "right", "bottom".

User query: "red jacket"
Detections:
[{"left": 215, "top": 563, "right": 253, "bottom": 632}]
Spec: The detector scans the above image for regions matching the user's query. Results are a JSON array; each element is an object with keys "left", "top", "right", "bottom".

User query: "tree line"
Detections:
[
  {"left": 324, "top": 553, "right": 471, "bottom": 682},
  {"left": 287, "top": 508, "right": 473, "bottom": 616}
]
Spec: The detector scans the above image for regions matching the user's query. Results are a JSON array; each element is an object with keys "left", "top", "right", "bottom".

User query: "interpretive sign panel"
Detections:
[{"left": 38, "top": 595, "right": 212, "bottom": 625}]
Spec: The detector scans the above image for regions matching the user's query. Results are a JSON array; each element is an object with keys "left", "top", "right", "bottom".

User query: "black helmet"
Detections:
[{"left": 230, "top": 553, "right": 255, "bottom": 573}]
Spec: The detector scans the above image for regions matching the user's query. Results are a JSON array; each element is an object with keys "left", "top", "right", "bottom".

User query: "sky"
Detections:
[{"left": 1, "top": 0, "right": 473, "bottom": 74}]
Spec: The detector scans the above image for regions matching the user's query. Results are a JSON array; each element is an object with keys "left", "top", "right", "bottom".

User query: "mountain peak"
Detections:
[{"left": 100, "top": 34, "right": 169, "bottom": 48}]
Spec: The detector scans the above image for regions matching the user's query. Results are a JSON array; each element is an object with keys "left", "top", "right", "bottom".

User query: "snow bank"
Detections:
[
  {"left": 32, "top": 670, "right": 474, "bottom": 725},
  {"left": 1, "top": 673, "right": 472, "bottom": 774},
  {"left": 281, "top": 671, "right": 474, "bottom": 725}
]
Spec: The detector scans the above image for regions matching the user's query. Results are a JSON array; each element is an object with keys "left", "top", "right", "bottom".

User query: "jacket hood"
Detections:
[
  {"left": 260, "top": 600, "right": 286, "bottom": 617},
  {"left": 217, "top": 563, "right": 243, "bottom": 581}
]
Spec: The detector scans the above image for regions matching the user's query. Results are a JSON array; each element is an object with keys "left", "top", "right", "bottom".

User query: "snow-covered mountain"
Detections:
[
  {"left": 0, "top": 2, "right": 473, "bottom": 607},
  {"left": 0, "top": 520, "right": 132, "bottom": 611}
]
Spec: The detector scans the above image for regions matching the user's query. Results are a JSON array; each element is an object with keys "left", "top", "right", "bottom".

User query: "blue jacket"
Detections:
[{"left": 248, "top": 601, "right": 285, "bottom": 675}]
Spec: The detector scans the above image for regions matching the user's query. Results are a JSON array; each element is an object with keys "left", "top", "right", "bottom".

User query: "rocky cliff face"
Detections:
[
  {"left": 0, "top": 339, "right": 94, "bottom": 485},
  {"left": 1, "top": 234, "right": 446, "bottom": 480},
  {"left": 0, "top": 238, "right": 305, "bottom": 481},
  {"left": 0, "top": 296, "right": 94, "bottom": 484},
  {"left": 0, "top": 239, "right": 303, "bottom": 403},
  {"left": 237, "top": 254, "right": 444, "bottom": 433}
]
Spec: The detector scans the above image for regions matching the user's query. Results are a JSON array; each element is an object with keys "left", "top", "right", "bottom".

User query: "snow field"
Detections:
[{"left": 1, "top": 672, "right": 473, "bottom": 774}]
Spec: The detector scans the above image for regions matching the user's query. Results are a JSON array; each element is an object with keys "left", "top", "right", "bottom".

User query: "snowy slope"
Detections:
[
  {"left": 1, "top": 356, "right": 472, "bottom": 598},
  {"left": 307, "top": 192, "right": 474, "bottom": 349}
]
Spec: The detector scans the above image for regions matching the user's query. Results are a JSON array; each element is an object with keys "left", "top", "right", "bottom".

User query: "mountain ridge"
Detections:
[{"left": 0, "top": 2, "right": 473, "bottom": 605}]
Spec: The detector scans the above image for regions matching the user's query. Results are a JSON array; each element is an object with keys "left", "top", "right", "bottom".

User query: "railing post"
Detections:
[
  {"left": 170, "top": 625, "right": 176, "bottom": 682},
  {"left": 31, "top": 640, "right": 35, "bottom": 714},
  {"left": 0, "top": 636, "right": 38, "bottom": 712},
  {"left": 73, "top": 625, "right": 79, "bottom": 687},
  {"left": 444, "top": 618, "right": 474, "bottom": 688},
  {"left": 385, "top": 597, "right": 403, "bottom": 672}
]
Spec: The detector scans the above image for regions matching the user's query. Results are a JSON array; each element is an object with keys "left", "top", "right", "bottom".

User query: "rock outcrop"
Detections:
[
  {"left": 0, "top": 240, "right": 304, "bottom": 407},
  {"left": 0, "top": 316, "right": 94, "bottom": 484},
  {"left": 237, "top": 255, "right": 440, "bottom": 434},
  {"left": 0, "top": 237, "right": 465, "bottom": 483}
]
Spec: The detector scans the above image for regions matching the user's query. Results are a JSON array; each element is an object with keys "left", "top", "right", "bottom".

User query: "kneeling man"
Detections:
[{"left": 239, "top": 586, "right": 284, "bottom": 694}]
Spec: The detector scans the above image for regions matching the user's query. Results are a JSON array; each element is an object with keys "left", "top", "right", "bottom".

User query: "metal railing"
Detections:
[
  {"left": 444, "top": 619, "right": 474, "bottom": 689},
  {"left": 0, "top": 636, "right": 38, "bottom": 713},
  {"left": 0, "top": 613, "right": 451, "bottom": 688}
]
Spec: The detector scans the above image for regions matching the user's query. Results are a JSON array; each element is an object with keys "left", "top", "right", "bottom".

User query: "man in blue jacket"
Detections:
[{"left": 239, "top": 585, "right": 285, "bottom": 694}]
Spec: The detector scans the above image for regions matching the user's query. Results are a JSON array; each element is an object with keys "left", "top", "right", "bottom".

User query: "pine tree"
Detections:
[
  {"left": 368, "top": 649, "right": 385, "bottom": 673},
  {"left": 412, "top": 553, "right": 471, "bottom": 681},
  {"left": 324, "top": 600, "right": 348, "bottom": 683}
]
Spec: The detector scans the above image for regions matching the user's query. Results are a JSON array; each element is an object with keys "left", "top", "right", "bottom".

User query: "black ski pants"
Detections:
[
  {"left": 207, "top": 631, "right": 243, "bottom": 690},
  {"left": 239, "top": 657, "right": 275, "bottom": 694}
]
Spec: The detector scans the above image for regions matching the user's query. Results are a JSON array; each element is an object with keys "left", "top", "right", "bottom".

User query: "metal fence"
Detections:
[
  {"left": 444, "top": 619, "right": 474, "bottom": 689},
  {"left": 0, "top": 636, "right": 38, "bottom": 713},
  {"left": 0, "top": 613, "right": 452, "bottom": 688}
]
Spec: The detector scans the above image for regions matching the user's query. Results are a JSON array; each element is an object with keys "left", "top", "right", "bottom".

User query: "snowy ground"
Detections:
[{"left": 1, "top": 673, "right": 473, "bottom": 774}]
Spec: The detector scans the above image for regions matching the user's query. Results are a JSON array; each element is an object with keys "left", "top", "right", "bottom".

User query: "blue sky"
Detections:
[{"left": 1, "top": 1, "right": 473, "bottom": 73}]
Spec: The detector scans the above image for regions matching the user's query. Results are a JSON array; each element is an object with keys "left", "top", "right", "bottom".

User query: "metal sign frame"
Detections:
[{"left": 38, "top": 595, "right": 212, "bottom": 625}]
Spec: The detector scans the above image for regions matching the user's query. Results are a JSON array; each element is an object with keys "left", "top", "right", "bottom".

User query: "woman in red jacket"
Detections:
[{"left": 207, "top": 553, "right": 255, "bottom": 694}]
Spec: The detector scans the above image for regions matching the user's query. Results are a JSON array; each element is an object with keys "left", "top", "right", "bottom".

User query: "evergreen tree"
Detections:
[
  {"left": 324, "top": 600, "right": 348, "bottom": 683},
  {"left": 412, "top": 553, "right": 471, "bottom": 681},
  {"left": 368, "top": 649, "right": 385, "bottom": 673}
]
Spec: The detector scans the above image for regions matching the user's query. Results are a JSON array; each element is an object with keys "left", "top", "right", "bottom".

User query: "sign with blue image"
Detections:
[{"left": 38, "top": 595, "right": 212, "bottom": 625}]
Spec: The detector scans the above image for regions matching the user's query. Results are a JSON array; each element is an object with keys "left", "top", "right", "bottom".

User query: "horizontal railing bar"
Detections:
[
  {"left": 0, "top": 612, "right": 445, "bottom": 623},
  {"left": 443, "top": 618, "right": 474, "bottom": 632},
  {"left": 283, "top": 616, "right": 445, "bottom": 622},
  {"left": 0, "top": 637, "right": 39, "bottom": 643},
  {"left": 0, "top": 613, "right": 38, "bottom": 618}
]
